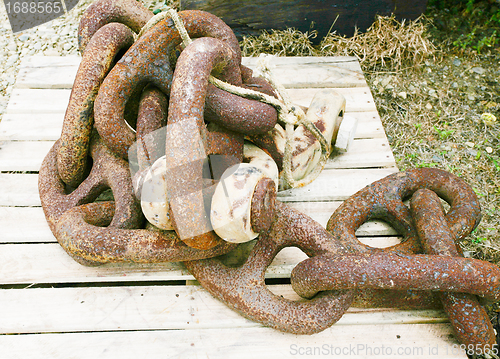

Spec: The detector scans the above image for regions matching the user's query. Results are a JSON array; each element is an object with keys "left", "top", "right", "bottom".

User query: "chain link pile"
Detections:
[{"left": 38, "top": 0, "right": 499, "bottom": 352}]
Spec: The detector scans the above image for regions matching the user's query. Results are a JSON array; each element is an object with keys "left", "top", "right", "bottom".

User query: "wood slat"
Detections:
[
  {"left": 0, "top": 204, "right": 397, "bottom": 245},
  {"left": 0, "top": 137, "right": 393, "bottom": 172},
  {"left": 16, "top": 55, "right": 366, "bottom": 90},
  {"left": 277, "top": 167, "right": 398, "bottom": 202},
  {"left": 0, "top": 167, "right": 397, "bottom": 207},
  {"left": 4, "top": 87, "right": 374, "bottom": 116},
  {"left": 0, "top": 284, "right": 448, "bottom": 334},
  {"left": 0, "top": 324, "right": 466, "bottom": 359},
  {"left": 0, "top": 111, "right": 385, "bottom": 141},
  {"left": 0, "top": 174, "right": 40, "bottom": 206},
  {"left": 19, "top": 55, "right": 81, "bottom": 68},
  {"left": 0, "top": 113, "right": 64, "bottom": 141},
  {"left": 0, "top": 241, "right": 414, "bottom": 285},
  {"left": 288, "top": 87, "right": 377, "bottom": 112},
  {"left": 0, "top": 207, "right": 53, "bottom": 243},
  {"left": 0, "top": 140, "right": 53, "bottom": 172},
  {"left": 5, "top": 89, "right": 70, "bottom": 114}
]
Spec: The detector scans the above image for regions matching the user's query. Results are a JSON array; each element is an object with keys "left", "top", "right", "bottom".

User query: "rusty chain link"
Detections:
[{"left": 38, "top": 0, "right": 499, "bottom": 351}]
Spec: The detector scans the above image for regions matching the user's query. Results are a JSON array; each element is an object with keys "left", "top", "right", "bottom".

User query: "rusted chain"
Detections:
[
  {"left": 58, "top": 22, "right": 135, "bottom": 187},
  {"left": 39, "top": 2, "right": 499, "bottom": 350},
  {"left": 94, "top": 10, "right": 277, "bottom": 160},
  {"left": 411, "top": 189, "right": 496, "bottom": 349},
  {"left": 78, "top": 0, "right": 153, "bottom": 53},
  {"left": 187, "top": 168, "right": 499, "bottom": 348},
  {"left": 185, "top": 201, "right": 355, "bottom": 335}
]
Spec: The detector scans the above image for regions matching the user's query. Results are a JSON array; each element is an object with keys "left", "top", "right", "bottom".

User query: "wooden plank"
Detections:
[
  {"left": 278, "top": 167, "right": 398, "bottom": 202},
  {"left": 5, "top": 88, "right": 373, "bottom": 116},
  {"left": 0, "top": 240, "right": 406, "bottom": 284},
  {"left": 16, "top": 64, "right": 78, "bottom": 89},
  {"left": 0, "top": 168, "right": 396, "bottom": 207},
  {"left": 288, "top": 87, "right": 377, "bottom": 112},
  {"left": 328, "top": 137, "right": 395, "bottom": 169},
  {"left": 0, "top": 113, "right": 64, "bottom": 141},
  {"left": 0, "top": 174, "right": 40, "bottom": 206},
  {"left": 0, "top": 111, "right": 384, "bottom": 141},
  {"left": 0, "top": 202, "right": 397, "bottom": 245},
  {"left": 0, "top": 285, "right": 447, "bottom": 334},
  {"left": 0, "top": 243, "right": 192, "bottom": 284},
  {"left": 19, "top": 55, "right": 81, "bottom": 68},
  {"left": 0, "top": 137, "right": 393, "bottom": 172},
  {"left": 16, "top": 56, "right": 365, "bottom": 90},
  {"left": 5, "top": 89, "right": 71, "bottom": 114},
  {"left": 0, "top": 207, "right": 53, "bottom": 243},
  {"left": 0, "top": 324, "right": 466, "bottom": 359},
  {"left": 0, "top": 141, "right": 54, "bottom": 172}
]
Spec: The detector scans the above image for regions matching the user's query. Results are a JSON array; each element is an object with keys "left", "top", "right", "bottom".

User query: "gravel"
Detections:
[
  {"left": 0, "top": 0, "right": 93, "bottom": 119},
  {"left": 0, "top": 0, "right": 177, "bottom": 121}
]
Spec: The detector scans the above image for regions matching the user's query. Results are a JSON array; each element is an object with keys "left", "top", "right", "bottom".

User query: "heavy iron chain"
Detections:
[{"left": 38, "top": 0, "right": 500, "bottom": 352}]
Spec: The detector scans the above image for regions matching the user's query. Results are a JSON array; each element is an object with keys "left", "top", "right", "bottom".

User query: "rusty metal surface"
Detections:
[
  {"left": 58, "top": 22, "right": 134, "bottom": 187},
  {"left": 78, "top": 0, "right": 153, "bottom": 53},
  {"left": 411, "top": 189, "right": 496, "bottom": 348},
  {"left": 164, "top": 36, "right": 244, "bottom": 250},
  {"left": 185, "top": 201, "right": 355, "bottom": 335},
  {"left": 94, "top": 9, "right": 277, "bottom": 160},
  {"left": 187, "top": 168, "right": 500, "bottom": 347}
]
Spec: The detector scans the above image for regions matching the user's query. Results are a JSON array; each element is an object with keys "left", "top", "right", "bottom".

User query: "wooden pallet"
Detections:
[{"left": 0, "top": 55, "right": 467, "bottom": 358}]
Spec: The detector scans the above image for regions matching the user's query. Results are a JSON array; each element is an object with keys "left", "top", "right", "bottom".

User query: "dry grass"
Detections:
[
  {"left": 319, "top": 15, "right": 436, "bottom": 71},
  {"left": 240, "top": 28, "right": 318, "bottom": 57},
  {"left": 240, "top": 15, "right": 436, "bottom": 71}
]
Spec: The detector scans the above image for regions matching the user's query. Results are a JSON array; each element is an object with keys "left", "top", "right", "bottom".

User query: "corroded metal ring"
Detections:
[
  {"left": 185, "top": 201, "right": 354, "bottom": 334},
  {"left": 326, "top": 168, "right": 482, "bottom": 254},
  {"left": 40, "top": 136, "right": 236, "bottom": 265},
  {"left": 58, "top": 22, "right": 135, "bottom": 187},
  {"left": 78, "top": 0, "right": 153, "bottom": 53},
  {"left": 94, "top": 9, "right": 277, "bottom": 160}
]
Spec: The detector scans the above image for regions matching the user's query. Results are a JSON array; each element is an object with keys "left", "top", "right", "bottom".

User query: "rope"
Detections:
[{"left": 138, "top": 7, "right": 331, "bottom": 188}]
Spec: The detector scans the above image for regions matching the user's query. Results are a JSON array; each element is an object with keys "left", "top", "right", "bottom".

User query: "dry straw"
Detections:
[
  {"left": 240, "top": 15, "right": 436, "bottom": 72},
  {"left": 320, "top": 15, "right": 436, "bottom": 71}
]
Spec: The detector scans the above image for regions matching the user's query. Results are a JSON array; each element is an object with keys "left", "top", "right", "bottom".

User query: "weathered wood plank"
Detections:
[
  {"left": 0, "top": 140, "right": 53, "bottom": 172},
  {"left": 0, "top": 174, "right": 40, "bottom": 206},
  {"left": 0, "top": 111, "right": 385, "bottom": 141},
  {"left": 0, "top": 167, "right": 396, "bottom": 207},
  {"left": 0, "top": 113, "right": 64, "bottom": 141},
  {"left": 5, "top": 89, "right": 70, "bottom": 114},
  {"left": 0, "top": 207, "right": 53, "bottom": 243},
  {"left": 5, "top": 88, "right": 374, "bottom": 116},
  {"left": 16, "top": 63, "right": 78, "bottom": 89},
  {"left": 0, "top": 136, "right": 393, "bottom": 172},
  {"left": 0, "top": 243, "right": 192, "bottom": 284},
  {"left": 0, "top": 202, "right": 397, "bottom": 245},
  {"left": 288, "top": 87, "right": 377, "bottom": 112},
  {"left": 328, "top": 137, "right": 395, "bottom": 169},
  {"left": 0, "top": 241, "right": 409, "bottom": 284},
  {"left": 19, "top": 55, "right": 81, "bottom": 68},
  {"left": 0, "top": 324, "right": 465, "bottom": 359},
  {"left": 0, "top": 285, "right": 448, "bottom": 334},
  {"left": 277, "top": 167, "right": 398, "bottom": 202},
  {"left": 16, "top": 55, "right": 365, "bottom": 90}
]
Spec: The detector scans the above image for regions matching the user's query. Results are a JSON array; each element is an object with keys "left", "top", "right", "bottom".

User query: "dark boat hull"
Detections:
[{"left": 180, "top": 0, "right": 428, "bottom": 42}]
